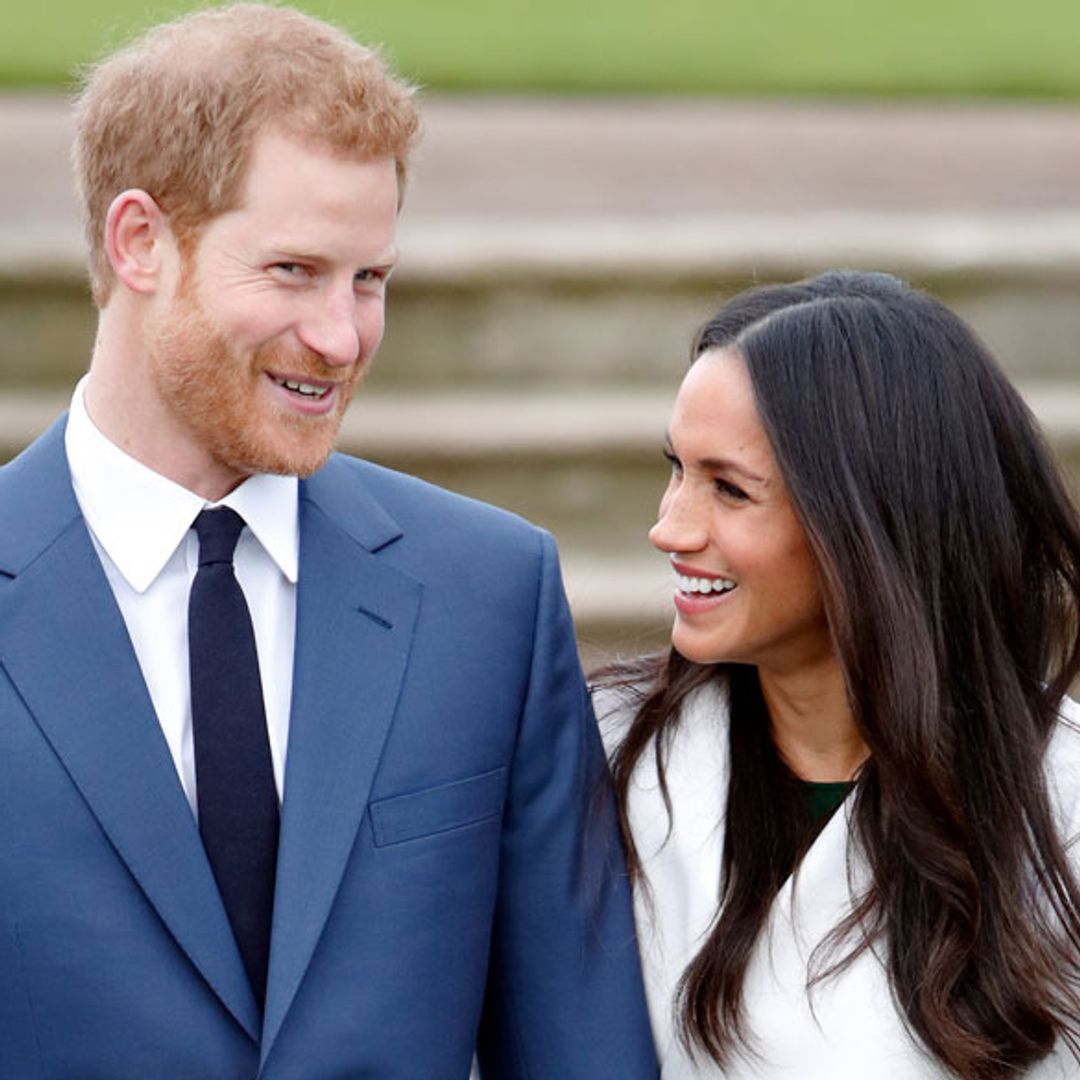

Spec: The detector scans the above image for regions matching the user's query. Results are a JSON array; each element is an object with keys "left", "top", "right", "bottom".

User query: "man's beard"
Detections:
[{"left": 146, "top": 281, "right": 361, "bottom": 480}]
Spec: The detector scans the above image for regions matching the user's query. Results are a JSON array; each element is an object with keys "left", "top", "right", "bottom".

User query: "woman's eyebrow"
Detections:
[
  {"left": 696, "top": 455, "right": 767, "bottom": 484},
  {"left": 663, "top": 433, "right": 767, "bottom": 483}
]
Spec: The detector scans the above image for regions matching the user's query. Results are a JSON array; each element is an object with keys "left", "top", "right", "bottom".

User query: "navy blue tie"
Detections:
[{"left": 189, "top": 507, "right": 278, "bottom": 1008}]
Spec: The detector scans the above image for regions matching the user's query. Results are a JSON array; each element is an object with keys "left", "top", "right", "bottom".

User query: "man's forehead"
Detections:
[
  {"left": 198, "top": 142, "right": 399, "bottom": 262},
  {"left": 231, "top": 129, "right": 395, "bottom": 204},
  {"left": 247, "top": 122, "right": 396, "bottom": 173}
]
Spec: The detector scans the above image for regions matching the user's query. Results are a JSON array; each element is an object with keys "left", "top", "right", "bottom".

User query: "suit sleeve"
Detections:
[{"left": 475, "top": 531, "right": 659, "bottom": 1078}]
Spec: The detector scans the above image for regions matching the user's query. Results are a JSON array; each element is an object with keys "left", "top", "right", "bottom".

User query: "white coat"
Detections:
[{"left": 598, "top": 681, "right": 1080, "bottom": 1079}]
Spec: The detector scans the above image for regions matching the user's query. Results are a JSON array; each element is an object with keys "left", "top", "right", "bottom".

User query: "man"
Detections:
[{"left": 0, "top": 6, "right": 656, "bottom": 1077}]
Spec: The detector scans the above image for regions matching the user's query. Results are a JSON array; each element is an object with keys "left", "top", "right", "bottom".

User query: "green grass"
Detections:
[{"left": 7, "top": 0, "right": 1080, "bottom": 97}]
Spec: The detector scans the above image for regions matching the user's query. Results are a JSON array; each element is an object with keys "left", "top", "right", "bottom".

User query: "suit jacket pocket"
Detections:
[{"left": 369, "top": 766, "right": 508, "bottom": 847}]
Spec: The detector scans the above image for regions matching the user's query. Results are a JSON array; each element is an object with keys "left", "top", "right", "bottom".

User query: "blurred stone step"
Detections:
[
  {"left": 5, "top": 382, "right": 1080, "bottom": 464},
  {"left": 13, "top": 212, "right": 1080, "bottom": 284},
  {"left": 0, "top": 385, "right": 673, "bottom": 458},
  {"left": 6, "top": 212, "right": 1080, "bottom": 391},
  {"left": 5, "top": 382, "right": 1080, "bottom": 549},
  {"left": 7, "top": 95, "right": 1080, "bottom": 239}
]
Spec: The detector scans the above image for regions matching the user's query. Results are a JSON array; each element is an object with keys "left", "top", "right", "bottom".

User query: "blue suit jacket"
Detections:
[{"left": 0, "top": 418, "right": 657, "bottom": 1079}]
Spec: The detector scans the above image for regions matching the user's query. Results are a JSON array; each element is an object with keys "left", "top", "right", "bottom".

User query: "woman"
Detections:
[{"left": 596, "top": 270, "right": 1080, "bottom": 1078}]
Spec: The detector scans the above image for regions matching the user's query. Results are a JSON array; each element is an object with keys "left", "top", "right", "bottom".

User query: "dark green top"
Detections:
[{"left": 803, "top": 780, "right": 855, "bottom": 822}]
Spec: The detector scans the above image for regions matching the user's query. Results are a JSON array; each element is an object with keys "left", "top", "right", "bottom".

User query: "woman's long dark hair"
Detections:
[{"left": 600, "top": 270, "right": 1080, "bottom": 1078}]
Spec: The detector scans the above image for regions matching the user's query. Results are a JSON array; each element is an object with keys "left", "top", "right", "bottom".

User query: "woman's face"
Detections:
[{"left": 650, "top": 347, "right": 832, "bottom": 676}]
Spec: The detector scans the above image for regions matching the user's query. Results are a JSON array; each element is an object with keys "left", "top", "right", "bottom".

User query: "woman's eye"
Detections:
[{"left": 715, "top": 478, "right": 749, "bottom": 501}]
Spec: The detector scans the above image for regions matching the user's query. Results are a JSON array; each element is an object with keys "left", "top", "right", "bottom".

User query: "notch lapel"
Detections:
[
  {"left": 261, "top": 460, "right": 422, "bottom": 1062},
  {"left": 0, "top": 423, "right": 260, "bottom": 1041}
]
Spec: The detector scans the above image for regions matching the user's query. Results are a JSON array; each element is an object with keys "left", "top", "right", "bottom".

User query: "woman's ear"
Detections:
[{"left": 103, "top": 189, "right": 173, "bottom": 295}]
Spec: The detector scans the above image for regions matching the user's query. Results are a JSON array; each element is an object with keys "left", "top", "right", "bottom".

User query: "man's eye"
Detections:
[
  {"left": 662, "top": 449, "right": 682, "bottom": 474},
  {"left": 272, "top": 262, "right": 304, "bottom": 275}
]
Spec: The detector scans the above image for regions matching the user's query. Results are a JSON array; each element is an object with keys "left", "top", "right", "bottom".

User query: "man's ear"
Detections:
[{"left": 104, "top": 189, "right": 175, "bottom": 295}]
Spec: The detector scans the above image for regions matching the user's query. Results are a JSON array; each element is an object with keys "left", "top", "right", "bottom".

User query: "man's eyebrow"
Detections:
[
  {"left": 264, "top": 247, "right": 400, "bottom": 267},
  {"left": 263, "top": 248, "right": 322, "bottom": 265}
]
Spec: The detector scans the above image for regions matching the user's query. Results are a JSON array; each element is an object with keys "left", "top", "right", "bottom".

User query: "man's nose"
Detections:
[{"left": 297, "top": 290, "right": 365, "bottom": 367}]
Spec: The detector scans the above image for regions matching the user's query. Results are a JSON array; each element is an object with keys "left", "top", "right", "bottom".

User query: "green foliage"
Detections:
[{"left": 7, "top": 0, "right": 1080, "bottom": 96}]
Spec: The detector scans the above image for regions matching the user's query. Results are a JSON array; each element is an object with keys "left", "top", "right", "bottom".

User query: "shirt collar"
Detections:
[{"left": 65, "top": 376, "right": 299, "bottom": 593}]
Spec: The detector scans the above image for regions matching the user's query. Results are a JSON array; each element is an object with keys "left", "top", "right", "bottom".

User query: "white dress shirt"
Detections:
[{"left": 64, "top": 376, "right": 299, "bottom": 814}]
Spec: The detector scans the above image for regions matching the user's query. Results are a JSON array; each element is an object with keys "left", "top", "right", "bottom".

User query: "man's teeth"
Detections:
[
  {"left": 276, "top": 377, "right": 330, "bottom": 398},
  {"left": 675, "top": 573, "right": 736, "bottom": 595}
]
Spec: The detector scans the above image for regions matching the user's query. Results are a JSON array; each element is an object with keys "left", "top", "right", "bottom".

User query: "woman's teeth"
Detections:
[{"left": 675, "top": 573, "right": 736, "bottom": 595}]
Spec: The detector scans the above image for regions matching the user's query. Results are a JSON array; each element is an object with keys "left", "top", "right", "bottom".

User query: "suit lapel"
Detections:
[
  {"left": 261, "top": 458, "right": 422, "bottom": 1062},
  {"left": 0, "top": 422, "right": 261, "bottom": 1041}
]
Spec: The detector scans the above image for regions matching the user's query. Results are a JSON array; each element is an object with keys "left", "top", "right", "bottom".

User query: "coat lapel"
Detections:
[
  {"left": 0, "top": 421, "right": 261, "bottom": 1041},
  {"left": 261, "top": 457, "right": 422, "bottom": 1063},
  {"left": 775, "top": 790, "right": 866, "bottom": 953}
]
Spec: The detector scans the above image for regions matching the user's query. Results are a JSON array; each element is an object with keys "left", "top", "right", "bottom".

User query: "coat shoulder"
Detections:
[
  {"left": 1048, "top": 697, "right": 1080, "bottom": 846},
  {"left": 326, "top": 452, "right": 546, "bottom": 548}
]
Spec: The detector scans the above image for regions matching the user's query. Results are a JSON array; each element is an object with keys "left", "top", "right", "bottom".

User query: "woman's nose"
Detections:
[{"left": 649, "top": 482, "right": 707, "bottom": 554}]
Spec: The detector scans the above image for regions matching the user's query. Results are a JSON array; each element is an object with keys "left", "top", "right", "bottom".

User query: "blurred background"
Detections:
[{"left": 3, "top": 0, "right": 1080, "bottom": 662}]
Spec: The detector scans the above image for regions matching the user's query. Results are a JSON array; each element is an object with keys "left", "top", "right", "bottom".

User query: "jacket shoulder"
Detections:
[
  {"left": 0, "top": 417, "right": 80, "bottom": 576},
  {"left": 320, "top": 452, "right": 550, "bottom": 558}
]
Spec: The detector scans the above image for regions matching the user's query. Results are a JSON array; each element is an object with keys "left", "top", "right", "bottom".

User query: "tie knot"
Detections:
[{"left": 193, "top": 507, "right": 246, "bottom": 566}]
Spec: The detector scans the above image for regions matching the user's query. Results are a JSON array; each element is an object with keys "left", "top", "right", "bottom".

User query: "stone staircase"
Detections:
[{"left": 4, "top": 95, "right": 1080, "bottom": 663}]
